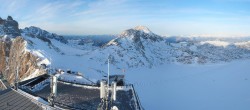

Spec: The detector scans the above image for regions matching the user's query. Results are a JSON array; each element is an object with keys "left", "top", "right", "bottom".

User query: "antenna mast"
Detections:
[
  {"left": 106, "top": 55, "right": 110, "bottom": 110},
  {"left": 108, "top": 57, "right": 110, "bottom": 86},
  {"left": 50, "top": 56, "right": 52, "bottom": 74}
]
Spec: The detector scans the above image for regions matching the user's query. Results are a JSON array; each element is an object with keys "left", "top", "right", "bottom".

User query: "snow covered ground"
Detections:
[{"left": 126, "top": 59, "right": 250, "bottom": 110}]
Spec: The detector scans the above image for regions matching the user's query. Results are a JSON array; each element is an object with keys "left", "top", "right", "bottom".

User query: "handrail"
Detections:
[
  {"left": 0, "top": 79, "right": 7, "bottom": 89},
  {"left": 131, "top": 84, "right": 144, "bottom": 110}
]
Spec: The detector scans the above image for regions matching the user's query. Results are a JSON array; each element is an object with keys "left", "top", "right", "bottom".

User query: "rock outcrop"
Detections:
[
  {"left": 0, "top": 36, "right": 11, "bottom": 73},
  {"left": 0, "top": 36, "right": 46, "bottom": 85}
]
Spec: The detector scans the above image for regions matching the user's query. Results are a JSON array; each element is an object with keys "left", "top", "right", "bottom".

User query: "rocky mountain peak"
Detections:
[
  {"left": 22, "top": 26, "right": 45, "bottom": 35},
  {"left": 0, "top": 16, "right": 20, "bottom": 37},
  {"left": 120, "top": 26, "right": 163, "bottom": 42},
  {"left": 7, "top": 16, "right": 13, "bottom": 21}
]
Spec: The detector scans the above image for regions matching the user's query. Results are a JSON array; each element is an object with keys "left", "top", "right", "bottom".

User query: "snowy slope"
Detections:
[
  {"left": 21, "top": 30, "right": 105, "bottom": 82},
  {"left": 126, "top": 60, "right": 250, "bottom": 110}
]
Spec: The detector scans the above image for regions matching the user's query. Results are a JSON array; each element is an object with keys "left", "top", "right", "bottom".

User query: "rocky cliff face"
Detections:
[
  {"left": 0, "top": 16, "right": 46, "bottom": 85},
  {"left": 0, "top": 36, "right": 11, "bottom": 74},
  {"left": 0, "top": 36, "right": 46, "bottom": 85}
]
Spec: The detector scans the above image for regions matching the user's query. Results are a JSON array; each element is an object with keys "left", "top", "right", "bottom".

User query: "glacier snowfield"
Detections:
[{"left": 126, "top": 60, "right": 250, "bottom": 110}]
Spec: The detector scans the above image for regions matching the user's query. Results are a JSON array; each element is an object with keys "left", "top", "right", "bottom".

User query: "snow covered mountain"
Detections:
[
  {"left": 21, "top": 26, "right": 68, "bottom": 55},
  {"left": 2, "top": 16, "right": 250, "bottom": 83},
  {"left": 17, "top": 23, "right": 250, "bottom": 71},
  {"left": 18, "top": 24, "right": 250, "bottom": 73},
  {"left": 90, "top": 26, "right": 169, "bottom": 68}
]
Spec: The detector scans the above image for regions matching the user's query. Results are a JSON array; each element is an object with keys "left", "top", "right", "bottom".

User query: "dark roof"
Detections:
[
  {"left": 32, "top": 82, "right": 136, "bottom": 110},
  {"left": 0, "top": 88, "right": 43, "bottom": 110}
]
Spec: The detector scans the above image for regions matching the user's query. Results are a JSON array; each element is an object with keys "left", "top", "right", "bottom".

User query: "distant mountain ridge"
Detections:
[
  {"left": 65, "top": 35, "right": 116, "bottom": 49},
  {"left": 21, "top": 26, "right": 68, "bottom": 44}
]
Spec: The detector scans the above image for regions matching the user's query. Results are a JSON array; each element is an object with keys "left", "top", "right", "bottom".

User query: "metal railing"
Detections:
[
  {"left": 130, "top": 84, "right": 144, "bottom": 110},
  {"left": 0, "top": 79, "right": 7, "bottom": 89}
]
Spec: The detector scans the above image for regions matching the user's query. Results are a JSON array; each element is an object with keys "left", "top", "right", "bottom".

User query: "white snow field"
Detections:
[{"left": 126, "top": 60, "right": 250, "bottom": 110}]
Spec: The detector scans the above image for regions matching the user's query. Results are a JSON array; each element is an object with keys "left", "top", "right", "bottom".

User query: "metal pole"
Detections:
[{"left": 15, "top": 66, "right": 19, "bottom": 90}]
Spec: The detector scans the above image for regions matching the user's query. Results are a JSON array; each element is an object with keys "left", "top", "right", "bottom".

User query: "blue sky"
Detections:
[{"left": 0, "top": 0, "right": 250, "bottom": 37}]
